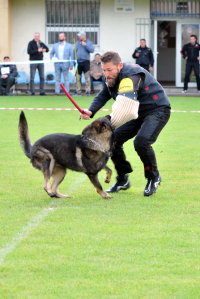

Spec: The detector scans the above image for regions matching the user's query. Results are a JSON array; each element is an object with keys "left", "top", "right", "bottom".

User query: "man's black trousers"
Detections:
[
  {"left": 111, "top": 105, "right": 171, "bottom": 179},
  {"left": 184, "top": 61, "right": 200, "bottom": 91}
]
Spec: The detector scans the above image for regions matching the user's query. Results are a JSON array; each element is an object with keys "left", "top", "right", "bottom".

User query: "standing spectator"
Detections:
[
  {"left": 181, "top": 35, "right": 200, "bottom": 93},
  {"left": 0, "top": 56, "right": 18, "bottom": 95},
  {"left": 27, "top": 32, "right": 49, "bottom": 95},
  {"left": 90, "top": 53, "right": 104, "bottom": 94},
  {"left": 132, "top": 39, "right": 154, "bottom": 72},
  {"left": 50, "top": 32, "right": 75, "bottom": 95},
  {"left": 73, "top": 31, "right": 94, "bottom": 96}
]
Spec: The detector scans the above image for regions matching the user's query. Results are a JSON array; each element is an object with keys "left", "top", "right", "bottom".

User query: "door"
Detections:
[
  {"left": 176, "top": 22, "right": 200, "bottom": 87},
  {"left": 152, "top": 20, "right": 176, "bottom": 84}
]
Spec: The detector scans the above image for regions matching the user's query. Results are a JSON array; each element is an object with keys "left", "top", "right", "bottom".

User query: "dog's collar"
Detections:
[{"left": 82, "top": 136, "right": 112, "bottom": 157}]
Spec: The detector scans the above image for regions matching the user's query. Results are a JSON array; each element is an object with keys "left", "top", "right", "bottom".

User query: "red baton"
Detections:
[{"left": 60, "top": 83, "right": 86, "bottom": 114}]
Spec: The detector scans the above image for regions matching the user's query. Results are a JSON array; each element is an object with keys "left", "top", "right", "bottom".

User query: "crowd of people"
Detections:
[{"left": 0, "top": 32, "right": 199, "bottom": 95}]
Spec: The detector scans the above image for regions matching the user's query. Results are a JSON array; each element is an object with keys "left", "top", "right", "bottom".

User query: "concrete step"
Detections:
[{"left": 163, "top": 87, "right": 200, "bottom": 96}]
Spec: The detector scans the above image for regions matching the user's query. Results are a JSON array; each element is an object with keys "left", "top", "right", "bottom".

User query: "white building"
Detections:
[{"left": 1, "top": 0, "right": 200, "bottom": 87}]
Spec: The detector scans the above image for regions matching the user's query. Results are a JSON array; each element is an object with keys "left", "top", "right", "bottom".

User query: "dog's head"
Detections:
[{"left": 81, "top": 115, "right": 115, "bottom": 153}]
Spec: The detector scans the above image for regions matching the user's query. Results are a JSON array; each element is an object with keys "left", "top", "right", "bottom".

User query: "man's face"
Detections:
[
  {"left": 4, "top": 57, "right": 10, "bottom": 62},
  {"left": 78, "top": 35, "right": 86, "bottom": 41},
  {"left": 102, "top": 61, "right": 123, "bottom": 87},
  {"left": 34, "top": 33, "right": 40, "bottom": 43},
  {"left": 140, "top": 40, "right": 146, "bottom": 48},
  {"left": 95, "top": 55, "right": 100, "bottom": 62},
  {"left": 59, "top": 33, "right": 66, "bottom": 42},
  {"left": 190, "top": 36, "right": 196, "bottom": 45}
]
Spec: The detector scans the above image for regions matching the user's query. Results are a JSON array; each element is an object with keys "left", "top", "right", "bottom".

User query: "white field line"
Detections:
[
  {"left": 0, "top": 173, "right": 86, "bottom": 265},
  {"left": 0, "top": 107, "right": 200, "bottom": 112}
]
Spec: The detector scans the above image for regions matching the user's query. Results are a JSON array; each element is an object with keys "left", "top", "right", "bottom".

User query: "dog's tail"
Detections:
[{"left": 18, "top": 111, "right": 32, "bottom": 159}]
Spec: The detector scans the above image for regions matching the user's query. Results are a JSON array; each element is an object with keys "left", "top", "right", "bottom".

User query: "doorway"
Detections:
[{"left": 157, "top": 21, "right": 176, "bottom": 86}]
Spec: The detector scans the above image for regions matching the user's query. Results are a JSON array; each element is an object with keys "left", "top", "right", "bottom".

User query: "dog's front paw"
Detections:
[
  {"left": 105, "top": 176, "right": 111, "bottom": 184},
  {"left": 102, "top": 192, "right": 113, "bottom": 199}
]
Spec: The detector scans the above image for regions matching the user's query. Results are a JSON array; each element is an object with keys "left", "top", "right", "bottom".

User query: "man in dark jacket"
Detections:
[
  {"left": 80, "top": 51, "right": 171, "bottom": 197},
  {"left": 132, "top": 39, "right": 154, "bottom": 72},
  {"left": 0, "top": 56, "right": 18, "bottom": 95},
  {"left": 27, "top": 32, "right": 49, "bottom": 95},
  {"left": 181, "top": 35, "right": 200, "bottom": 93}
]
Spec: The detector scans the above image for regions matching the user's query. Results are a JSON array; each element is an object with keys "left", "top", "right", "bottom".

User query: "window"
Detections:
[
  {"left": 46, "top": 0, "right": 100, "bottom": 47},
  {"left": 151, "top": 0, "right": 200, "bottom": 18}
]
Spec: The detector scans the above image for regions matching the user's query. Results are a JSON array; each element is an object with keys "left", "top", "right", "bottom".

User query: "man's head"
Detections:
[
  {"left": 140, "top": 39, "right": 146, "bottom": 48},
  {"left": 3, "top": 56, "right": 10, "bottom": 62},
  {"left": 190, "top": 35, "right": 197, "bottom": 45},
  {"left": 34, "top": 32, "right": 40, "bottom": 43},
  {"left": 100, "top": 51, "right": 123, "bottom": 87},
  {"left": 94, "top": 53, "right": 100, "bottom": 62},
  {"left": 77, "top": 31, "right": 86, "bottom": 41},
  {"left": 59, "top": 32, "right": 66, "bottom": 43}
]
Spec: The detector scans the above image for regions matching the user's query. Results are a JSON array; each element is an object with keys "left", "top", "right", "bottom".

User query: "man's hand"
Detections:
[
  {"left": 69, "top": 66, "right": 73, "bottom": 70},
  {"left": 135, "top": 53, "right": 140, "bottom": 57},
  {"left": 80, "top": 109, "right": 92, "bottom": 120},
  {"left": 38, "top": 48, "right": 43, "bottom": 52},
  {"left": 82, "top": 41, "right": 86, "bottom": 46},
  {"left": 42, "top": 49, "right": 46, "bottom": 52},
  {"left": 197, "top": 57, "right": 200, "bottom": 61},
  {"left": 149, "top": 67, "right": 153, "bottom": 71},
  {"left": 2, "top": 75, "right": 8, "bottom": 79},
  {"left": 185, "top": 56, "right": 188, "bottom": 60}
]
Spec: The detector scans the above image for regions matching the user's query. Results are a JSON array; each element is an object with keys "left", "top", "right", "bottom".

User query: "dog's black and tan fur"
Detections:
[{"left": 18, "top": 111, "right": 115, "bottom": 199}]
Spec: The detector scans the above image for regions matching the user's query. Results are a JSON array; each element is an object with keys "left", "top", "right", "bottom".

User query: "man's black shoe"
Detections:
[
  {"left": 31, "top": 93, "right": 35, "bottom": 96},
  {"left": 40, "top": 92, "right": 46, "bottom": 96},
  {"left": 144, "top": 174, "right": 161, "bottom": 196},
  {"left": 106, "top": 174, "right": 130, "bottom": 193}
]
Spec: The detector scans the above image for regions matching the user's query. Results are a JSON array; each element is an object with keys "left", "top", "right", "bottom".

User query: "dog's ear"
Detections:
[
  {"left": 97, "top": 121, "right": 107, "bottom": 134},
  {"left": 105, "top": 115, "right": 111, "bottom": 122}
]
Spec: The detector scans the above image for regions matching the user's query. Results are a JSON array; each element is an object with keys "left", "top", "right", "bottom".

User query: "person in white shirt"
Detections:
[{"left": 50, "top": 33, "right": 75, "bottom": 95}]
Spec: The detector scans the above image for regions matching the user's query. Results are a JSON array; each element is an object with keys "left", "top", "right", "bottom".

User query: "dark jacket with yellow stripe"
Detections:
[{"left": 89, "top": 63, "right": 170, "bottom": 117}]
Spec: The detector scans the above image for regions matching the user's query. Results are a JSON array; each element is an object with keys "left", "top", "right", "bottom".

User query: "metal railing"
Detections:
[
  {"left": 46, "top": 0, "right": 100, "bottom": 46},
  {"left": 151, "top": 0, "right": 200, "bottom": 18}
]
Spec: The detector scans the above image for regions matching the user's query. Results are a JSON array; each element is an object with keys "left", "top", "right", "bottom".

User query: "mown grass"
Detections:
[{"left": 0, "top": 95, "right": 200, "bottom": 298}]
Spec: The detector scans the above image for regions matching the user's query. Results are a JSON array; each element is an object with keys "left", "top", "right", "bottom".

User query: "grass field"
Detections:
[{"left": 0, "top": 95, "right": 200, "bottom": 298}]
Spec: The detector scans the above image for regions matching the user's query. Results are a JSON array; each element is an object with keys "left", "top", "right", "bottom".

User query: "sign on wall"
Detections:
[{"left": 114, "top": 0, "right": 134, "bottom": 13}]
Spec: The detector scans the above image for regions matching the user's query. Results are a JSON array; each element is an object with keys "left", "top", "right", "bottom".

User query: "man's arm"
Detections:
[
  {"left": 181, "top": 44, "right": 187, "bottom": 59},
  {"left": 149, "top": 49, "right": 154, "bottom": 67},
  {"left": 85, "top": 40, "right": 94, "bottom": 53},
  {"left": 27, "top": 41, "right": 38, "bottom": 55},
  {"left": 8, "top": 65, "right": 18, "bottom": 78},
  {"left": 70, "top": 45, "right": 75, "bottom": 67},
  {"left": 110, "top": 74, "right": 142, "bottom": 128},
  {"left": 81, "top": 83, "right": 111, "bottom": 120},
  {"left": 132, "top": 48, "right": 138, "bottom": 59},
  {"left": 42, "top": 42, "right": 49, "bottom": 53},
  {"left": 50, "top": 44, "right": 55, "bottom": 59}
]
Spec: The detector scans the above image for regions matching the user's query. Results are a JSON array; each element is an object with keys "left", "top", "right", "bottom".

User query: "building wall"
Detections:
[
  {"left": 11, "top": 0, "right": 47, "bottom": 76},
  {"left": 0, "top": 0, "right": 12, "bottom": 59},
  {"left": 99, "top": 0, "right": 150, "bottom": 63}
]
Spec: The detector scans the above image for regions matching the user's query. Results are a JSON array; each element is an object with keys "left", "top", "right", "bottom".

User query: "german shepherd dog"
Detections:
[{"left": 18, "top": 111, "right": 115, "bottom": 199}]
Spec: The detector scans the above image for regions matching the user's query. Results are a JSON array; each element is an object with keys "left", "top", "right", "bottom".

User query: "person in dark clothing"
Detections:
[
  {"left": 181, "top": 35, "right": 200, "bottom": 93},
  {"left": 27, "top": 32, "right": 49, "bottom": 95},
  {"left": 80, "top": 51, "right": 171, "bottom": 197},
  {"left": 0, "top": 56, "right": 18, "bottom": 95},
  {"left": 132, "top": 39, "right": 154, "bottom": 72}
]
